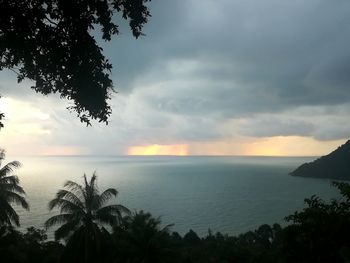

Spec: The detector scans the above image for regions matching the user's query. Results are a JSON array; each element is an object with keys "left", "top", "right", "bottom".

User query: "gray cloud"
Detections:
[
  {"left": 237, "top": 118, "right": 315, "bottom": 138},
  {"left": 2, "top": 0, "right": 350, "bottom": 152}
]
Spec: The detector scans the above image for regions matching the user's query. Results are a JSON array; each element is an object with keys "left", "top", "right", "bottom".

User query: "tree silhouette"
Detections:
[
  {"left": 0, "top": 0, "right": 151, "bottom": 126},
  {"left": 0, "top": 149, "right": 29, "bottom": 226},
  {"left": 282, "top": 182, "right": 350, "bottom": 263},
  {"left": 0, "top": 226, "right": 63, "bottom": 263},
  {"left": 113, "top": 210, "right": 173, "bottom": 263},
  {"left": 45, "top": 173, "right": 129, "bottom": 262}
]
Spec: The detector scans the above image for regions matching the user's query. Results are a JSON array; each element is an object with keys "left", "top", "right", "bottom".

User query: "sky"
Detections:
[{"left": 0, "top": 0, "right": 349, "bottom": 156}]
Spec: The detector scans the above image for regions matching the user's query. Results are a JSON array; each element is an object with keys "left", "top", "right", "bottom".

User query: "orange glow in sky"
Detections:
[
  {"left": 187, "top": 136, "right": 346, "bottom": 156},
  {"left": 128, "top": 144, "right": 188, "bottom": 156},
  {"left": 242, "top": 136, "right": 346, "bottom": 156}
]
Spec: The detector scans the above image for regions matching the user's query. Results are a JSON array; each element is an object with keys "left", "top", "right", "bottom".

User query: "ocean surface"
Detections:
[{"left": 10, "top": 155, "right": 340, "bottom": 237}]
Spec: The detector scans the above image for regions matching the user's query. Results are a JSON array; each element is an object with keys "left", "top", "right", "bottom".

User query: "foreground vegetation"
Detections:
[{"left": 1, "top": 153, "right": 350, "bottom": 262}]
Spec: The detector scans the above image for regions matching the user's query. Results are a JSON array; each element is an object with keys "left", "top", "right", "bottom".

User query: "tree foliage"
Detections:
[
  {"left": 113, "top": 210, "right": 173, "bottom": 263},
  {"left": 45, "top": 173, "right": 129, "bottom": 240},
  {"left": 0, "top": 226, "right": 63, "bottom": 263},
  {"left": 0, "top": 149, "right": 29, "bottom": 227},
  {"left": 0, "top": 0, "right": 151, "bottom": 125},
  {"left": 282, "top": 181, "right": 350, "bottom": 263},
  {"left": 45, "top": 173, "right": 129, "bottom": 262}
]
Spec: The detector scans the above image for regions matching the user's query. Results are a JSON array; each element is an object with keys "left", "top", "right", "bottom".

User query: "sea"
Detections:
[{"left": 10, "top": 155, "right": 340, "bottom": 238}]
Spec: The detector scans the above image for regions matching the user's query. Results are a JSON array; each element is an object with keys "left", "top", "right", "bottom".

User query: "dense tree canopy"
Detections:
[{"left": 0, "top": 0, "right": 151, "bottom": 126}]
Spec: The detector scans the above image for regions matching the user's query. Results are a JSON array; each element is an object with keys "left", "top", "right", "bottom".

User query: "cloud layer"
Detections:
[{"left": 1, "top": 0, "right": 350, "bottom": 155}]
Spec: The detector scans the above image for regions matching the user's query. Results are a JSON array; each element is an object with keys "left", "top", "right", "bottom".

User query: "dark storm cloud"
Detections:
[
  {"left": 237, "top": 118, "right": 315, "bottom": 138},
  {"left": 102, "top": 0, "right": 350, "bottom": 141},
  {"left": 108, "top": 0, "right": 350, "bottom": 109},
  {"left": 2, "top": 0, "right": 350, "bottom": 147}
]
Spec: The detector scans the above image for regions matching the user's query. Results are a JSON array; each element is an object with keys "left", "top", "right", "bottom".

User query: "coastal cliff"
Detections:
[{"left": 291, "top": 140, "right": 350, "bottom": 180}]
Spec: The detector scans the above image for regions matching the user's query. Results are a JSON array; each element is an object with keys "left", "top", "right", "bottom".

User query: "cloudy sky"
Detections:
[{"left": 0, "top": 0, "right": 349, "bottom": 156}]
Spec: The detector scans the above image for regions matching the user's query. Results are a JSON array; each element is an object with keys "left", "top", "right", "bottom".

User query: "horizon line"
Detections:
[{"left": 7, "top": 154, "right": 320, "bottom": 158}]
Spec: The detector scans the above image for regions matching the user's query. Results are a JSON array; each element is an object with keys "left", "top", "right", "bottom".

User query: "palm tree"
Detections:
[
  {"left": 45, "top": 172, "right": 129, "bottom": 262},
  {"left": 0, "top": 149, "right": 29, "bottom": 226},
  {"left": 113, "top": 211, "right": 173, "bottom": 263}
]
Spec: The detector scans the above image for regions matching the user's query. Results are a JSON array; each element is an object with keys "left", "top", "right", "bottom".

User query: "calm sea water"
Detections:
[{"left": 10, "top": 155, "right": 340, "bottom": 237}]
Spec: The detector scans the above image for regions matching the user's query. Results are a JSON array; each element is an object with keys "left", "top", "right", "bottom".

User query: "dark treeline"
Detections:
[
  {"left": 2, "top": 191, "right": 350, "bottom": 263},
  {"left": 2, "top": 186, "right": 350, "bottom": 263},
  {"left": 2, "top": 153, "right": 350, "bottom": 262}
]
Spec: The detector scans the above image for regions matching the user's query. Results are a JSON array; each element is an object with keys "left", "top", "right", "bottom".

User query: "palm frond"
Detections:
[
  {"left": 96, "top": 204, "right": 130, "bottom": 226},
  {"left": 83, "top": 173, "right": 89, "bottom": 189},
  {"left": 161, "top": 223, "right": 175, "bottom": 233},
  {"left": 3, "top": 190, "right": 29, "bottom": 210},
  {"left": 0, "top": 161, "right": 21, "bottom": 178},
  {"left": 0, "top": 153, "right": 26, "bottom": 227},
  {"left": 96, "top": 188, "right": 118, "bottom": 207},
  {"left": 0, "top": 175, "right": 20, "bottom": 185},
  {"left": 0, "top": 149, "right": 5, "bottom": 161},
  {"left": 48, "top": 198, "right": 84, "bottom": 214},
  {"left": 0, "top": 199, "right": 20, "bottom": 226},
  {"left": 85, "top": 173, "right": 99, "bottom": 201},
  {"left": 90, "top": 172, "right": 98, "bottom": 191},
  {"left": 95, "top": 212, "right": 118, "bottom": 226},
  {"left": 45, "top": 213, "right": 78, "bottom": 229},
  {"left": 0, "top": 181, "right": 26, "bottom": 194},
  {"left": 64, "top": 180, "right": 85, "bottom": 201},
  {"left": 0, "top": 149, "right": 5, "bottom": 166},
  {"left": 54, "top": 220, "right": 81, "bottom": 240},
  {"left": 97, "top": 204, "right": 130, "bottom": 215},
  {"left": 56, "top": 190, "right": 84, "bottom": 208}
]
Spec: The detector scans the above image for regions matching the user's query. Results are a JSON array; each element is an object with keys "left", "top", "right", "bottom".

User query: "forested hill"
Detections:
[{"left": 291, "top": 140, "right": 350, "bottom": 180}]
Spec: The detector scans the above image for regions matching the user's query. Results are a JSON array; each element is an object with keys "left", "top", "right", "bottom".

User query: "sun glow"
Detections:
[
  {"left": 243, "top": 136, "right": 347, "bottom": 156},
  {"left": 128, "top": 144, "right": 188, "bottom": 156}
]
